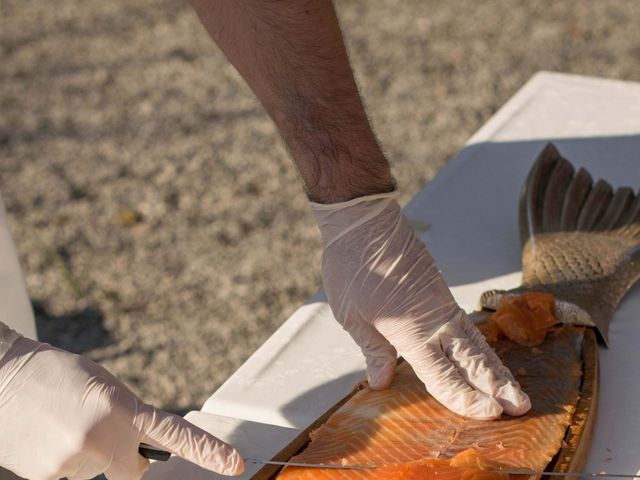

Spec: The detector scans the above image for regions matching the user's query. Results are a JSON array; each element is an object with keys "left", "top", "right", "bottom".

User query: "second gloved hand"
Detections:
[
  {"left": 311, "top": 192, "right": 531, "bottom": 420},
  {"left": 0, "top": 323, "right": 244, "bottom": 480}
]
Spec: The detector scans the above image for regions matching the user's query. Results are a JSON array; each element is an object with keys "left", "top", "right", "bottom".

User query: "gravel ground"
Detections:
[{"left": 1, "top": 0, "right": 639, "bottom": 414}]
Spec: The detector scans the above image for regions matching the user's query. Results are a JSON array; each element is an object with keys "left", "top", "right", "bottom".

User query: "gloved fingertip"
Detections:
[
  {"left": 463, "top": 395, "right": 504, "bottom": 421},
  {"left": 366, "top": 360, "right": 396, "bottom": 390},
  {"left": 496, "top": 383, "right": 532, "bottom": 417},
  {"left": 430, "top": 382, "right": 503, "bottom": 420},
  {"left": 367, "top": 373, "right": 393, "bottom": 390},
  {"left": 220, "top": 450, "right": 245, "bottom": 476}
]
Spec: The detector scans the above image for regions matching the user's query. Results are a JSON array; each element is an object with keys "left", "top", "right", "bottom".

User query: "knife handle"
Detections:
[{"left": 139, "top": 443, "right": 171, "bottom": 461}]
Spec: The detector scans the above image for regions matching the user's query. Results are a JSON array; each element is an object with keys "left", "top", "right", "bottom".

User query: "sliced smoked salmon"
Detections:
[
  {"left": 489, "top": 292, "right": 557, "bottom": 347},
  {"left": 277, "top": 324, "right": 583, "bottom": 480}
]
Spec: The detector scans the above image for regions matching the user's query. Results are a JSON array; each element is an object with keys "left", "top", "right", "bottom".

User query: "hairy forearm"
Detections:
[{"left": 190, "top": 0, "right": 394, "bottom": 203}]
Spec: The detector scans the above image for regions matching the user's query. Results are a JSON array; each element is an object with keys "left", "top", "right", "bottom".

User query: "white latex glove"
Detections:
[
  {"left": 0, "top": 323, "right": 244, "bottom": 480},
  {"left": 311, "top": 192, "right": 531, "bottom": 420}
]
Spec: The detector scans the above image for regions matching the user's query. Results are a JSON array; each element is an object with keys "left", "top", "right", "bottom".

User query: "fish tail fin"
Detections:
[
  {"left": 616, "top": 195, "right": 640, "bottom": 242},
  {"left": 521, "top": 142, "right": 640, "bottom": 249},
  {"left": 483, "top": 143, "right": 640, "bottom": 345}
]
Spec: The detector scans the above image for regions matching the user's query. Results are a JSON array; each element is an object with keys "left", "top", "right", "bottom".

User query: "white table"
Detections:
[{"left": 146, "top": 72, "right": 640, "bottom": 479}]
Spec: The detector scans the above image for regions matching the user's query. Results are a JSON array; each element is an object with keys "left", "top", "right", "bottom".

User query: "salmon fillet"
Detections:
[
  {"left": 277, "top": 324, "right": 583, "bottom": 480},
  {"left": 490, "top": 292, "right": 557, "bottom": 346}
]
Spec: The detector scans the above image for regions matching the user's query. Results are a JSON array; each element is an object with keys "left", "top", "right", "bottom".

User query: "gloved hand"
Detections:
[
  {"left": 311, "top": 192, "right": 531, "bottom": 420},
  {"left": 0, "top": 323, "right": 244, "bottom": 480}
]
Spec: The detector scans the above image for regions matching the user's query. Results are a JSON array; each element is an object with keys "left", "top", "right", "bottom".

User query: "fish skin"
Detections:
[{"left": 483, "top": 143, "right": 640, "bottom": 345}]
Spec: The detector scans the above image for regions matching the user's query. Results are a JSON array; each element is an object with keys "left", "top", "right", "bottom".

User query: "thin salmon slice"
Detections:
[
  {"left": 277, "top": 324, "right": 582, "bottom": 480},
  {"left": 489, "top": 292, "right": 557, "bottom": 346}
]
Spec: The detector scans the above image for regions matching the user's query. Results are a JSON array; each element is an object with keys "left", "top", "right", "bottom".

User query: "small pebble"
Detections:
[{"left": 115, "top": 209, "right": 144, "bottom": 226}]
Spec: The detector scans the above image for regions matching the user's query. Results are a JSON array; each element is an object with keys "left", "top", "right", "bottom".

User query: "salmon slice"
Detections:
[
  {"left": 277, "top": 324, "right": 583, "bottom": 480},
  {"left": 489, "top": 292, "right": 557, "bottom": 346},
  {"left": 282, "top": 449, "right": 511, "bottom": 480}
]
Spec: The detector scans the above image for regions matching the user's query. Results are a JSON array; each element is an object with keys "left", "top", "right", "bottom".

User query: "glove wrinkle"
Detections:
[
  {"left": 311, "top": 193, "right": 531, "bottom": 420},
  {"left": 138, "top": 406, "right": 245, "bottom": 476},
  {"left": 312, "top": 193, "right": 397, "bottom": 247}
]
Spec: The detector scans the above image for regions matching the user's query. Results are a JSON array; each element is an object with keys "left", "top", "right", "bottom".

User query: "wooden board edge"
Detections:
[{"left": 549, "top": 328, "right": 599, "bottom": 478}]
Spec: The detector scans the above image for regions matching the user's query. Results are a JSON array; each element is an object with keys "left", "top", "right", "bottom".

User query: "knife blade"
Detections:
[
  {"left": 247, "top": 459, "right": 640, "bottom": 478},
  {"left": 247, "top": 459, "right": 375, "bottom": 470}
]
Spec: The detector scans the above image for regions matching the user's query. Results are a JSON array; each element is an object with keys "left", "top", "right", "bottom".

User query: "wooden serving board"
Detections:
[{"left": 250, "top": 325, "right": 599, "bottom": 480}]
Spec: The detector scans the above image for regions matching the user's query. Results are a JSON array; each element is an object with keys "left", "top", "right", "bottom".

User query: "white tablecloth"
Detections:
[{"left": 147, "top": 71, "right": 640, "bottom": 479}]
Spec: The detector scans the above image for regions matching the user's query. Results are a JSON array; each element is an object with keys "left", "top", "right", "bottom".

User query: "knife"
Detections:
[
  {"left": 140, "top": 452, "right": 640, "bottom": 479},
  {"left": 246, "top": 459, "right": 640, "bottom": 478}
]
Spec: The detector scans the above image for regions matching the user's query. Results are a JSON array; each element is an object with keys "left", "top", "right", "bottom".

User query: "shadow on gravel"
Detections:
[{"left": 32, "top": 300, "right": 114, "bottom": 354}]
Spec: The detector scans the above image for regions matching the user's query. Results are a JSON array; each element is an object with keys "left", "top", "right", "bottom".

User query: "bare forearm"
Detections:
[{"left": 190, "top": 0, "right": 394, "bottom": 203}]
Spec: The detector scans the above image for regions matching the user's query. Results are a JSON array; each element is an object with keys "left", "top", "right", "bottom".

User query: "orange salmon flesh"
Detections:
[
  {"left": 276, "top": 320, "right": 582, "bottom": 480},
  {"left": 489, "top": 292, "right": 558, "bottom": 347}
]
